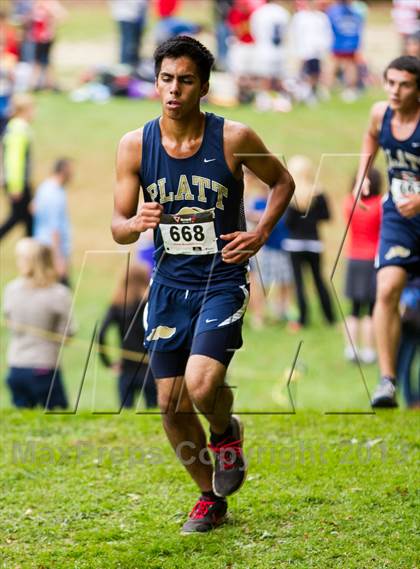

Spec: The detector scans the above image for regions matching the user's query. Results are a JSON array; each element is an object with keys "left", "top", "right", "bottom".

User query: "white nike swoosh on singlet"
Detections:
[
  {"left": 411, "top": 142, "right": 420, "bottom": 148},
  {"left": 206, "top": 318, "right": 218, "bottom": 323},
  {"left": 204, "top": 158, "right": 216, "bottom": 163}
]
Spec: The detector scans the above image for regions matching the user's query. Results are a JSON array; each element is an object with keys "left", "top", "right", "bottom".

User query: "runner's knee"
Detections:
[{"left": 376, "top": 278, "right": 403, "bottom": 306}]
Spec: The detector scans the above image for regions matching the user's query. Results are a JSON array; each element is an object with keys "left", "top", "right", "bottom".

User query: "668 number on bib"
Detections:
[{"left": 160, "top": 209, "right": 218, "bottom": 255}]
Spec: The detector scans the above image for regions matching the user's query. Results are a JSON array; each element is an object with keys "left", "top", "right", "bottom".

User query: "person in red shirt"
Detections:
[
  {"left": 156, "top": 0, "right": 180, "bottom": 18},
  {"left": 343, "top": 168, "right": 382, "bottom": 364},
  {"left": 0, "top": 11, "right": 19, "bottom": 135},
  {"left": 0, "top": 10, "right": 19, "bottom": 59},
  {"left": 30, "top": 0, "right": 66, "bottom": 91},
  {"left": 226, "top": 0, "right": 264, "bottom": 102}
]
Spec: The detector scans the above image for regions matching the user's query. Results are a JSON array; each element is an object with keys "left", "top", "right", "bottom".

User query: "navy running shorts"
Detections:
[
  {"left": 376, "top": 201, "right": 420, "bottom": 275},
  {"left": 144, "top": 282, "right": 249, "bottom": 378}
]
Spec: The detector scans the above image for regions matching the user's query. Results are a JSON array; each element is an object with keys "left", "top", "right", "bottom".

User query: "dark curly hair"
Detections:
[
  {"left": 154, "top": 36, "right": 215, "bottom": 84},
  {"left": 384, "top": 56, "right": 420, "bottom": 89}
]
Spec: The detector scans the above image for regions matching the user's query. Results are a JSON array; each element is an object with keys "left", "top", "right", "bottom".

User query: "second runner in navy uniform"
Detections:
[{"left": 354, "top": 55, "right": 420, "bottom": 408}]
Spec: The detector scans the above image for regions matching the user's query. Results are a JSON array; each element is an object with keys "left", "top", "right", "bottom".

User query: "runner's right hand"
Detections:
[
  {"left": 353, "top": 177, "right": 370, "bottom": 210},
  {"left": 129, "top": 202, "right": 163, "bottom": 233},
  {"left": 353, "top": 176, "right": 371, "bottom": 198}
]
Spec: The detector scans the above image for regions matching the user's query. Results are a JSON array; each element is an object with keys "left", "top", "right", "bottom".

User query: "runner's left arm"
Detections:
[{"left": 221, "top": 125, "right": 294, "bottom": 264}]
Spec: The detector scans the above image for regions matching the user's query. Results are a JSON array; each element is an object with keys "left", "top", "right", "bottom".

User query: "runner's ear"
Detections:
[{"left": 200, "top": 81, "right": 209, "bottom": 98}]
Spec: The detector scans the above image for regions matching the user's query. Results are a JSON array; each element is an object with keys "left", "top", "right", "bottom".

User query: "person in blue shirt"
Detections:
[
  {"left": 111, "top": 36, "right": 294, "bottom": 534},
  {"left": 246, "top": 171, "right": 293, "bottom": 328},
  {"left": 326, "top": 0, "right": 364, "bottom": 101},
  {"left": 33, "top": 158, "right": 73, "bottom": 285}
]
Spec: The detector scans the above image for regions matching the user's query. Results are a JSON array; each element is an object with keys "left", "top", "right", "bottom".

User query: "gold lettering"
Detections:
[
  {"left": 404, "top": 152, "right": 420, "bottom": 172},
  {"left": 175, "top": 175, "right": 194, "bottom": 201},
  {"left": 396, "top": 149, "right": 409, "bottom": 169},
  {"left": 158, "top": 177, "right": 174, "bottom": 203},
  {"left": 211, "top": 181, "right": 228, "bottom": 210},
  {"left": 192, "top": 175, "right": 210, "bottom": 203},
  {"left": 146, "top": 183, "right": 158, "bottom": 201}
]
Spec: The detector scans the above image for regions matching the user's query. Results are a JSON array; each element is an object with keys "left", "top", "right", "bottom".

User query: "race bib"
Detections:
[
  {"left": 160, "top": 209, "right": 218, "bottom": 255},
  {"left": 391, "top": 173, "right": 420, "bottom": 203}
]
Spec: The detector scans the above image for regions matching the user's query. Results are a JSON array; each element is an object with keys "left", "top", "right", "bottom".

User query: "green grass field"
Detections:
[
  {"left": 1, "top": 412, "right": 419, "bottom": 568},
  {"left": 1, "top": 2, "right": 419, "bottom": 567}
]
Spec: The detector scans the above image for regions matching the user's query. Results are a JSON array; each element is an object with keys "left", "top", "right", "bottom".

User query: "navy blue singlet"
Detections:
[
  {"left": 140, "top": 112, "right": 248, "bottom": 290},
  {"left": 379, "top": 106, "right": 420, "bottom": 227}
]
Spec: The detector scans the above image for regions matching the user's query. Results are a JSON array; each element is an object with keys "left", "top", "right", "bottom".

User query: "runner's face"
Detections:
[
  {"left": 384, "top": 68, "right": 420, "bottom": 111},
  {"left": 156, "top": 56, "right": 209, "bottom": 118}
]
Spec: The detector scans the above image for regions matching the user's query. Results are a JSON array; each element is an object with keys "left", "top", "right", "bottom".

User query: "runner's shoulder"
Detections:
[
  {"left": 224, "top": 119, "right": 256, "bottom": 139},
  {"left": 369, "top": 101, "right": 388, "bottom": 134},
  {"left": 119, "top": 127, "right": 143, "bottom": 152},
  {"left": 223, "top": 119, "right": 262, "bottom": 152}
]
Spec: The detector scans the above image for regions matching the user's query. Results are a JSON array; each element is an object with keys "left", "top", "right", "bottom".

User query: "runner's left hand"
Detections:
[
  {"left": 220, "top": 231, "right": 265, "bottom": 264},
  {"left": 396, "top": 195, "right": 420, "bottom": 218}
]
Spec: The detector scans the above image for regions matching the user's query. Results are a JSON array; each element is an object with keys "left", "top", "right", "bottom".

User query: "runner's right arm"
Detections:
[{"left": 111, "top": 129, "right": 163, "bottom": 244}]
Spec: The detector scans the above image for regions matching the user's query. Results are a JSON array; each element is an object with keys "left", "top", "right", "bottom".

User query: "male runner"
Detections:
[
  {"left": 354, "top": 56, "right": 420, "bottom": 407},
  {"left": 112, "top": 36, "right": 294, "bottom": 533}
]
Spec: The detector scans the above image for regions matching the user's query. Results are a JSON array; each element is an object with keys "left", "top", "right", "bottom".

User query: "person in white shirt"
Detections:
[
  {"left": 392, "top": 0, "right": 420, "bottom": 52},
  {"left": 249, "top": 0, "right": 290, "bottom": 90},
  {"left": 108, "top": 0, "right": 149, "bottom": 67},
  {"left": 290, "top": 0, "right": 333, "bottom": 101}
]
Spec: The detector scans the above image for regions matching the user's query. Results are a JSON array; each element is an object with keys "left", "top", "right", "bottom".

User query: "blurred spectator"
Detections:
[
  {"left": 214, "top": 0, "right": 235, "bottom": 71},
  {"left": 326, "top": 0, "right": 364, "bottom": 102},
  {"left": 31, "top": 0, "right": 67, "bottom": 91},
  {"left": 0, "top": 10, "right": 19, "bottom": 59},
  {"left": 98, "top": 264, "right": 157, "bottom": 409},
  {"left": 154, "top": 0, "right": 202, "bottom": 45},
  {"left": 136, "top": 228, "right": 155, "bottom": 275},
  {"left": 397, "top": 278, "right": 420, "bottom": 409},
  {"left": 33, "top": 158, "right": 73, "bottom": 285},
  {"left": 3, "top": 238, "right": 75, "bottom": 409},
  {"left": 10, "top": 0, "right": 35, "bottom": 92},
  {"left": 109, "top": 0, "right": 149, "bottom": 68},
  {"left": 0, "top": 11, "right": 19, "bottom": 136},
  {"left": 227, "top": 0, "right": 263, "bottom": 102},
  {"left": 405, "top": 30, "right": 420, "bottom": 58},
  {"left": 0, "top": 93, "right": 34, "bottom": 240},
  {"left": 283, "top": 155, "right": 335, "bottom": 329},
  {"left": 157, "top": 0, "right": 180, "bottom": 17},
  {"left": 392, "top": 0, "right": 420, "bottom": 53},
  {"left": 11, "top": 0, "right": 35, "bottom": 64},
  {"left": 246, "top": 169, "right": 293, "bottom": 328},
  {"left": 342, "top": 168, "right": 382, "bottom": 364},
  {"left": 290, "top": 0, "right": 333, "bottom": 104},
  {"left": 249, "top": 0, "right": 290, "bottom": 91}
]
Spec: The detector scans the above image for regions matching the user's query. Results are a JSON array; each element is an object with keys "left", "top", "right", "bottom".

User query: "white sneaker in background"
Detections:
[
  {"left": 344, "top": 345, "right": 358, "bottom": 362},
  {"left": 341, "top": 89, "right": 359, "bottom": 103},
  {"left": 360, "top": 348, "right": 377, "bottom": 365}
]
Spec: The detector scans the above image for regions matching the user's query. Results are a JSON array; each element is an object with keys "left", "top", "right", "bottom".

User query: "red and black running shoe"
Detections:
[
  {"left": 208, "top": 415, "right": 247, "bottom": 497},
  {"left": 181, "top": 496, "right": 228, "bottom": 534}
]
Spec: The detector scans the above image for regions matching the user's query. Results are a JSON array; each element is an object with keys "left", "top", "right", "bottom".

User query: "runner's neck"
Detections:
[
  {"left": 392, "top": 103, "right": 420, "bottom": 125},
  {"left": 160, "top": 110, "right": 206, "bottom": 144}
]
